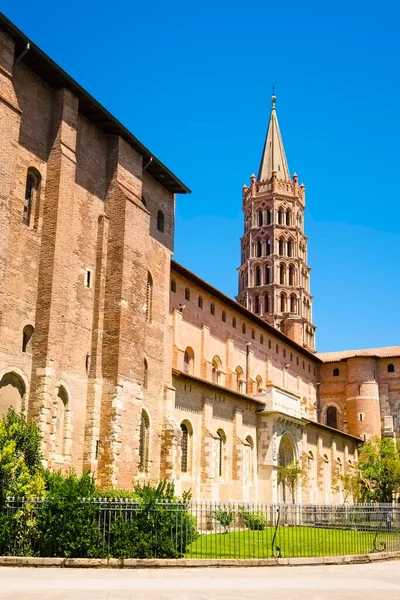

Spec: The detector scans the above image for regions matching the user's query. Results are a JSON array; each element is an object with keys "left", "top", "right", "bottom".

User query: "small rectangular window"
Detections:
[{"left": 85, "top": 269, "right": 92, "bottom": 288}]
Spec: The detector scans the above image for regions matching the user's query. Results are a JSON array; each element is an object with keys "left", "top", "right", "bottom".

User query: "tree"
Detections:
[
  {"left": 213, "top": 509, "right": 234, "bottom": 533},
  {"left": 333, "top": 470, "right": 365, "bottom": 503},
  {"left": 358, "top": 437, "right": 400, "bottom": 503},
  {"left": 0, "top": 408, "right": 45, "bottom": 503},
  {"left": 277, "top": 461, "right": 303, "bottom": 503}
]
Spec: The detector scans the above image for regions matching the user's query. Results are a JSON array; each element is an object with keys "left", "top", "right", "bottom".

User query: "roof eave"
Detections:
[{"left": 0, "top": 12, "right": 190, "bottom": 195}]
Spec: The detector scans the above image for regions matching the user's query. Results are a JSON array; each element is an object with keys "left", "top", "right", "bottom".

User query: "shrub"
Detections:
[
  {"left": 213, "top": 509, "right": 234, "bottom": 533},
  {"left": 37, "top": 471, "right": 106, "bottom": 558},
  {"left": 108, "top": 481, "right": 198, "bottom": 558},
  {"left": 241, "top": 510, "right": 267, "bottom": 531},
  {"left": 0, "top": 408, "right": 45, "bottom": 503}
]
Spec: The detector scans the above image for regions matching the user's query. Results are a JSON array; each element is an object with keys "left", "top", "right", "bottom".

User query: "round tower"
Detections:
[{"left": 345, "top": 357, "right": 381, "bottom": 439}]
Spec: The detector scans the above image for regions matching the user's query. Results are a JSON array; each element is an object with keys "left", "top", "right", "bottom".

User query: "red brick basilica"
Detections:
[{"left": 0, "top": 13, "right": 398, "bottom": 502}]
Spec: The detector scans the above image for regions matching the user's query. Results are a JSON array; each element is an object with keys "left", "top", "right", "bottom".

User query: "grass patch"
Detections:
[{"left": 186, "top": 526, "right": 400, "bottom": 559}]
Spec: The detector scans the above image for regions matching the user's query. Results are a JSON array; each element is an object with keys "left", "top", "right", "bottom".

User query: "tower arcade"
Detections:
[{"left": 237, "top": 95, "right": 316, "bottom": 351}]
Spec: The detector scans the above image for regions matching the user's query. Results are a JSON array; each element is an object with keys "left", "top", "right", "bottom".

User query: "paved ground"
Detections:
[{"left": 1, "top": 562, "right": 400, "bottom": 600}]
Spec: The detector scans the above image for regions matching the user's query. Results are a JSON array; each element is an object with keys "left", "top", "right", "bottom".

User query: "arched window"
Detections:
[
  {"left": 138, "top": 410, "right": 150, "bottom": 472},
  {"left": 55, "top": 386, "right": 68, "bottom": 455},
  {"left": 278, "top": 209, "right": 284, "bottom": 225},
  {"left": 212, "top": 356, "right": 222, "bottom": 385},
  {"left": 280, "top": 293, "right": 286, "bottom": 312},
  {"left": 157, "top": 210, "right": 164, "bottom": 232},
  {"left": 254, "top": 296, "right": 260, "bottom": 314},
  {"left": 333, "top": 368, "right": 339, "bottom": 377},
  {"left": 246, "top": 435, "right": 254, "bottom": 483},
  {"left": 254, "top": 266, "right": 261, "bottom": 286},
  {"left": 266, "top": 209, "right": 272, "bottom": 225},
  {"left": 264, "top": 294, "right": 270, "bottom": 313},
  {"left": 242, "top": 323, "right": 246, "bottom": 334},
  {"left": 256, "top": 375, "right": 263, "bottom": 392},
  {"left": 288, "top": 265, "right": 295, "bottom": 286},
  {"left": 183, "top": 347, "right": 194, "bottom": 375},
  {"left": 170, "top": 279, "right": 176, "bottom": 293},
  {"left": 198, "top": 295, "right": 203, "bottom": 308},
  {"left": 286, "top": 240, "right": 293, "bottom": 257},
  {"left": 290, "top": 294, "right": 297, "bottom": 314},
  {"left": 286, "top": 210, "right": 291, "bottom": 226},
  {"left": 222, "top": 310, "right": 226, "bottom": 322},
  {"left": 217, "top": 429, "right": 225, "bottom": 477},
  {"left": 279, "top": 263, "right": 286, "bottom": 285},
  {"left": 251, "top": 328, "right": 255, "bottom": 340},
  {"left": 143, "top": 359, "right": 148, "bottom": 389},
  {"left": 22, "top": 325, "right": 34, "bottom": 353},
  {"left": 23, "top": 169, "right": 41, "bottom": 227},
  {"left": 181, "top": 421, "right": 192, "bottom": 473},
  {"left": 256, "top": 240, "right": 262, "bottom": 257},
  {"left": 185, "top": 287, "right": 191, "bottom": 301},
  {"left": 278, "top": 238, "right": 284, "bottom": 255},
  {"left": 260, "top": 334, "right": 264, "bottom": 344},
  {"left": 257, "top": 211, "right": 263, "bottom": 226},
  {"left": 236, "top": 366, "right": 245, "bottom": 393},
  {"left": 146, "top": 272, "right": 153, "bottom": 322},
  {"left": 210, "top": 303, "right": 215, "bottom": 316},
  {"left": 266, "top": 238, "right": 271, "bottom": 255},
  {"left": 232, "top": 317, "right": 237, "bottom": 328},
  {"left": 265, "top": 264, "right": 271, "bottom": 284},
  {"left": 0, "top": 372, "right": 26, "bottom": 418},
  {"left": 388, "top": 364, "right": 395, "bottom": 373}
]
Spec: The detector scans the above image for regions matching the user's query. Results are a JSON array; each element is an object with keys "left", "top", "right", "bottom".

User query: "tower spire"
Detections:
[{"left": 257, "top": 94, "right": 290, "bottom": 182}]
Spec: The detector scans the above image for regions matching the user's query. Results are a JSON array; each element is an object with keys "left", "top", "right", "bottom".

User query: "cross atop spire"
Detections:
[{"left": 257, "top": 94, "right": 290, "bottom": 182}]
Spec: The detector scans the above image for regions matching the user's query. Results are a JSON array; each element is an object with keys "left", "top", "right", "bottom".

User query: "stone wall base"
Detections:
[{"left": 0, "top": 551, "right": 399, "bottom": 568}]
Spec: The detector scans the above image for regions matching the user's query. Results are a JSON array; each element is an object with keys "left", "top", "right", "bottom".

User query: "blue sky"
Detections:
[{"left": 2, "top": 0, "right": 400, "bottom": 352}]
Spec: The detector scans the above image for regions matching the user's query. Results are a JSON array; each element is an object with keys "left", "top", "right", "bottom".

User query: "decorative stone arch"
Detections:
[
  {"left": 278, "top": 433, "right": 297, "bottom": 466},
  {"left": 255, "top": 375, "right": 263, "bottom": 392},
  {"left": 277, "top": 433, "right": 298, "bottom": 503},
  {"left": 211, "top": 355, "right": 223, "bottom": 384},
  {"left": 252, "top": 263, "right": 262, "bottom": 286},
  {"left": 289, "top": 293, "right": 298, "bottom": 313},
  {"left": 235, "top": 365, "right": 245, "bottom": 394},
  {"left": 321, "top": 402, "right": 342, "bottom": 430},
  {"left": 0, "top": 370, "right": 28, "bottom": 418}
]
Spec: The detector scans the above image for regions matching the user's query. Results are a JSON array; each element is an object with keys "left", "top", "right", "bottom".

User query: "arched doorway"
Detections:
[
  {"left": 278, "top": 435, "right": 295, "bottom": 503},
  {"left": 0, "top": 372, "right": 25, "bottom": 418}
]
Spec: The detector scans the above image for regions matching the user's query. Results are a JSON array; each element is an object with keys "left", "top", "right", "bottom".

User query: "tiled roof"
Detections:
[{"left": 317, "top": 346, "right": 400, "bottom": 363}]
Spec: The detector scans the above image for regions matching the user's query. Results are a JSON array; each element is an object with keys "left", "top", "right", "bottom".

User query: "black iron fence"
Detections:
[{"left": 1, "top": 498, "right": 400, "bottom": 559}]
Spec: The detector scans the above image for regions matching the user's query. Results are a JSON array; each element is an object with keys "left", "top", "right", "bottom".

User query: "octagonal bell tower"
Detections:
[{"left": 237, "top": 95, "right": 316, "bottom": 351}]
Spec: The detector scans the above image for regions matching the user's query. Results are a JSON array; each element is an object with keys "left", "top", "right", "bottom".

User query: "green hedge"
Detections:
[{"left": 0, "top": 478, "right": 198, "bottom": 559}]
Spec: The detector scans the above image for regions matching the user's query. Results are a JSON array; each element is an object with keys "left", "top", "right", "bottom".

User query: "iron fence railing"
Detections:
[{"left": 1, "top": 498, "right": 400, "bottom": 559}]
